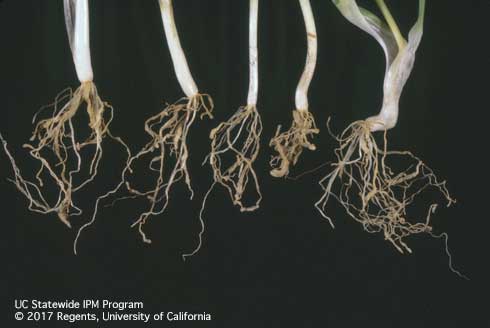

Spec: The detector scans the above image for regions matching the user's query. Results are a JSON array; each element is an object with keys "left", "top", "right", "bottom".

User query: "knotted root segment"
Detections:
[
  {"left": 269, "top": 110, "right": 319, "bottom": 178},
  {"left": 1, "top": 81, "right": 120, "bottom": 227},
  {"left": 207, "top": 105, "right": 262, "bottom": 212},
  {"left": 315, "top": 120, "right": 455, "bottom": 253},
  {"left": 123, "top": 94, "right": 213, "bottom": 243}
]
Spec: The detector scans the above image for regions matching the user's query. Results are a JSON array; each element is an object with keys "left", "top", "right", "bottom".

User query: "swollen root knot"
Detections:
[
  {"left": 315, "top": 120, "right": 456, "bottom": 253},
  {"left": 2, "top": 82, "right": 119, "bottom": 227},
  {"left": 269, "top": 110, "right": 319, "bottom": 178},
  {"left": 207, "top": 105, "right": 262, "bottom": 212},
  {"left": 125, "top": 94, "right": 214, "bottom": 243}
]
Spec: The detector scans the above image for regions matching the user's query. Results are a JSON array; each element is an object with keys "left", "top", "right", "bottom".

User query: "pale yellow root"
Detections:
[
  {"left": 1, "top": 82, "right": 122, "bottom": 227},
  {"left": 270, "top": 110, "right": 319, "bottom": 178},
  {"left": 207, "top": 105, "right": 262, "bottom": 212},
  {"left": 315, "top": 120, "right": 456, "bottom": 254},
  {"left": 118, "top": 94, "right": 214, "bottom": 243}
]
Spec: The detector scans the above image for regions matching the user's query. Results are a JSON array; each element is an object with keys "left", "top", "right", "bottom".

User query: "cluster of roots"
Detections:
[
  {"left": 1, "top": 81, "right": 122, "bottom": 227},
  {"left": 269, "top": 110, "right": 319, "bottom": 178},
  {"left": 117, "top": 94, "right": 213, "bottom": 243},
  {"left": 315, "top": 120, "right": 455, "bottom": 254},
  {"left": 207, "top": 105, "right": 262, "bottom": 212}
]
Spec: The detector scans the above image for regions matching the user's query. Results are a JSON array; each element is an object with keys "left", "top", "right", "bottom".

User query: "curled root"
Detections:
[
  {"left": 123, "top": 94, "right": 213, "bottom": 243},
  {"left": 1, "top": 82, "right": 122, "bottom": 227},
  {"left": 207, "top": 105, "right": 262, "bottom": 212},
  {"left": 315, "top": 120, "right": 455, "bottom": 254},
  {"left": 269, "top": 110, "right": 319, "bottom": 178}
]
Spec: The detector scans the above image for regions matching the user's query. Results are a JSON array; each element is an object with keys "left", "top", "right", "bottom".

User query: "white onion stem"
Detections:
[
  {"left": 295, "top": 0, "right": 317, "bottom": 111},
  {"left": 247, "top": 0, "right": 259, "bottom": 106},
  {"left": 64, "top": 0, "right": 94, "bottom": 82},
  {"left": 159, "top": 0, "right": 199, "bottom": 98}
]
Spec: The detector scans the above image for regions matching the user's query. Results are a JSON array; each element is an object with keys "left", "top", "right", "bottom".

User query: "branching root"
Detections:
[
  {"left": 1, "top": 81, "right": 121, "bottom": 227},
  {"left": 207, "top": 105, "right": 262, "bottom": 212},
  {"left": 315, "top": 120, "right": 455, "bottom": 253},
  {"left": 123, "top": 94, "right": 214, "bottom": 243},
  {"left": 270, "top": 110, "right": 319, "bottom": 178}
]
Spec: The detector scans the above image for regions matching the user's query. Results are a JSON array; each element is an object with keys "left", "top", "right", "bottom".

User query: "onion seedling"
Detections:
[
  {"left": 128, "top": 0, "right": 213, "bottom": 244},
  {"left": 269, "top": 0, "right": 319, "bottom": 178},
  {"left": 206, "top": 0, "right": 263, "bottom": 212},
  {"left": 180, "top": 0, "right": 262, "bottom": 259},
  {"left": 316, "top": 0, "right": 456, "bottom": 254},
  {"left": 1, "top": 0, "right": 127, "bottom": 228},
  {"left": 78, "top": 0, "right": 214, "bottom": 246}
]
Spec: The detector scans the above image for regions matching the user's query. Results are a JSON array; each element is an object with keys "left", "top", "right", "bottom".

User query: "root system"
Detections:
[
  {"left": 1, "top": 81, "right": 124, "bottom": 227},
  {"left": 270, "top": 109, "right": 319, "bottom": 178},
  {"left": 207, "top": 105, "right": 262, "bottom": 212},
  {"left": 315, "top": 120, "right": 455, "bottom": 253},
  {"left": 122, "top": 94, "right": 213, "bottom": 243}
]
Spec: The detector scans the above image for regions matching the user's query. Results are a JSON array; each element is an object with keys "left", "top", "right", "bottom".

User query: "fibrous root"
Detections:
[
  {"left": 124, "top": 94, "right": 213, "bottom": 243},
  {"left": 1, "top": 81, "right": 123, "bottom": 227},
  {"left": 269, "top": 109, "right": 319, "bottom": 178},
  {"left": 315, "top": 119, "right": 455, "bottom": 253},
  {"left": 207, "top": 105, "right": 262, "bottom": 212}
]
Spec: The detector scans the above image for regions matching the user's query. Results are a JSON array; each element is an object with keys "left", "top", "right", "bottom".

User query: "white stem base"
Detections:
[{"left": 366, "top": 102, "right": 398, "bottom": 132}]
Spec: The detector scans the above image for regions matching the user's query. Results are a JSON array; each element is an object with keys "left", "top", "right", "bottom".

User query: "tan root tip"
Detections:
[
  {"left": 58, "top": 212, "right": 72, "bottom": 228},
  {"left": 270, "top": 165, "right": 289, "bottom": 178},
  {"left": 209, "top": 127, "right": 218, "bottom": 140}
]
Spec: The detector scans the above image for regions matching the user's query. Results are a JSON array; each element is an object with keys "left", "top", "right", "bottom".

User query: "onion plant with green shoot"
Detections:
[
  {"left": 206, "top": 0, "right": 263, "bottom": 212},
  {"left": 316, "top": 0, "right": 463, "bottom": 271},
  {"left": 74, "top": 0, "right": 213, "bottom": 250},
  {"left": 1, "top": 0, "right": 128, "bottom": 228},
  {"left": 269, "top": 0, "right": 320, "bottom": 178}
]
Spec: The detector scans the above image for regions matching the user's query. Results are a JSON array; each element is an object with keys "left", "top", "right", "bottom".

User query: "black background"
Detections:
[{"left": 1, "top": 0, "right": 488, "bottom": 326}]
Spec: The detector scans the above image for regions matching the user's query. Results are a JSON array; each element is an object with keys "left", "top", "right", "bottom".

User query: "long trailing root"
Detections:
[
  {"left": 315, "top": 119, "right": 455, "bottom": 254},
  {"left": 207, "top": 105, "right": 262, "bottom": 212},
  {"left": 121, "top": 94, "right": 213, "bottom": 243},
  {"left": 270, "top": 110, "right": 319, "bottom": 178},
  {"left": 1, "top": 81, "right": 121, "bottom": 227}
]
